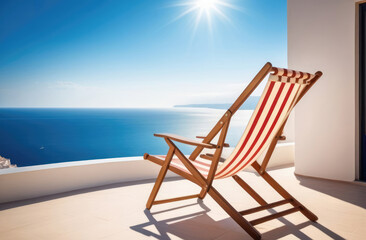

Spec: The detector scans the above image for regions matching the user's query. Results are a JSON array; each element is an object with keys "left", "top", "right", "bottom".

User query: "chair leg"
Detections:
[
  {"left": 198, "top": 187, "right": 208, "bottom": 200},
  {"left": 252, "top": 161, "right": 318, "bottom": 222},
  {"left": 208, "top": 187, "right": 262, "bottom": 240},
  {"left": 146, "top": 148, "right": 175, "bottom": 210}
]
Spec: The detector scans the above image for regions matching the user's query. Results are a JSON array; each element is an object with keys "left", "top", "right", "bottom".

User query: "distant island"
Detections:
[{"left": 174, "top": 96, "right": 260, "bottom": 110}]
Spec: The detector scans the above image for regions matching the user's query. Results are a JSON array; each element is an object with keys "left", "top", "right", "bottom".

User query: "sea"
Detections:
[{"left": 0, "top": 108, "right": 253, "bottom": 167}]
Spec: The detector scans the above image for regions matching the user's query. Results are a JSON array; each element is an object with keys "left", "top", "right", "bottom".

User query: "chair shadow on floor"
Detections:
[{"left": 130, "top": 199, "right": 345, "bottom": 240}]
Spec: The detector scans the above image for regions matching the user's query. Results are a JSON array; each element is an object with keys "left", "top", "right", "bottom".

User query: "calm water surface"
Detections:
[{"left": 0, "top": 108, "right": 252, "bottom": 167}]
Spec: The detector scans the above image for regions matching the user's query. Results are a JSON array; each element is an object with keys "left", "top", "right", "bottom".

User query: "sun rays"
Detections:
[{"left": 170, "top": 0, "right": 240, "bottom": 35}]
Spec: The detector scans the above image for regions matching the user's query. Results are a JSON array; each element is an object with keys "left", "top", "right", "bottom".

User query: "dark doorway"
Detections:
[{"left": 359, "top": 3, "right": 366, "bottom": 181}]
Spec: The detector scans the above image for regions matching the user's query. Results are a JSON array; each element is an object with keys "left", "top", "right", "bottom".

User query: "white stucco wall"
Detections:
[
  {"left": 0, "top": 143, "right": 294, "bottom": 204},
  {"left": 288, "top": 0, "right": 358, "bottom": 181}
]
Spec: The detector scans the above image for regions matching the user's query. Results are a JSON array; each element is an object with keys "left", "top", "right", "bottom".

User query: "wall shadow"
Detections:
[
  {"left": 295, "top": 174, "right": 366, "bottom": 209},
  {"left": 0, "top": 177, "right": 182, "bottom": 211}
]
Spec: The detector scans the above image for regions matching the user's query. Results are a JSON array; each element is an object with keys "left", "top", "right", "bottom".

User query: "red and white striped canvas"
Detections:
[
  {"left": 214, "top": 68, "right": 314, "bottom": 179},
  {"left": 157, "top": 67, "right": 316, "bottom": 179}
]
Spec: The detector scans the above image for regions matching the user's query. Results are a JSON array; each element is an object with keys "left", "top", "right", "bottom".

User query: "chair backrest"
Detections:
[{"left": 214, "top": 67, "right": 318, "bottom": 179}]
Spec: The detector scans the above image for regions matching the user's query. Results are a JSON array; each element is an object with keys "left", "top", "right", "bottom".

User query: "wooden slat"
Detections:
[
  {"left": 252, "top": 161, "right": 318, "bottom": 222},
  {"left": 153, "top": 194, "right": 200, "bottom": 205},
  {"left": 249, "top": 207, "right": 301, "bottom": 226},
  {"left": 232, "top": 175, "right": 267, "bottom": 206},
  {"left": 208, "top": 187, "right": 262, "bottom": 240},
  {"left": 239, "top": 199, "right": 291, "bottom": 215}
]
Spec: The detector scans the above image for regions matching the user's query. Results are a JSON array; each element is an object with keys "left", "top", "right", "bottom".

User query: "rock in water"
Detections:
[{"left": 0, "top": 156, "right": 17, "bottom": 169}]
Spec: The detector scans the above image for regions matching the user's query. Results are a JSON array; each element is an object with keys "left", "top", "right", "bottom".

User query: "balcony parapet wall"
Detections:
[{"left": 0, "top": 143, "right": 294, "bottom": 204}]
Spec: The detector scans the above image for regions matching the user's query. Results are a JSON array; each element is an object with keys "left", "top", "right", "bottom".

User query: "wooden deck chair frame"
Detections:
[{"left": 143, "top": 62, "right": 322, "bottom": 240}]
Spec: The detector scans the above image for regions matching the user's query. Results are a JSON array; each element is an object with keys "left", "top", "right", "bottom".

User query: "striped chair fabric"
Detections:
[{"left": 159, "top": 67, "right": 316, "bottom": 179}]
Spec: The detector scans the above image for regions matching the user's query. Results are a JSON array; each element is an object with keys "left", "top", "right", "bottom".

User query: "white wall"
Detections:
[
  {"left": 288, "top": 0, "right": 358, "bottom": 181},
  {"left": 0, "top": 157, "right": 176, "bottom": 204},
  {"left": 0, "top": 143, "right": 294, "bottom": 204}
]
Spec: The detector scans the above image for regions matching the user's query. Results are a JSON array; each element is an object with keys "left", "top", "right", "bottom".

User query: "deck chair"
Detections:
[{"left": 143, "top": 62, "right": 322, "bottom": 240}]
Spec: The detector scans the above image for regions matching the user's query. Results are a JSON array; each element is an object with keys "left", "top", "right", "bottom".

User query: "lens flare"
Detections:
[{"left": 170, "top": 0, "right": 240, "bottom": 34}]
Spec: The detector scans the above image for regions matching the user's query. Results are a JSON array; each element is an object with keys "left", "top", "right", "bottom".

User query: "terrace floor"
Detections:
[{"left": 0, "top": 166, "right": 365, "bottom": 240}]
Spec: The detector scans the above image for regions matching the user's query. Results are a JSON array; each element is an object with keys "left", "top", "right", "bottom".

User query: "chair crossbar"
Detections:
[
  {"left": 200, "top": 153, "right": 225, "bottom": 162},
  {"left": 232, "top": 175, "right": 267, "bottom": 206},
  {"left": 249, "top": 206, "right": 301, "bottom": 226},
  {"left": 239, "top": 199, "right": 292, "bottom": 215},
  {"left": 153, "top": 194, "right": 200, "bottom": 205}
]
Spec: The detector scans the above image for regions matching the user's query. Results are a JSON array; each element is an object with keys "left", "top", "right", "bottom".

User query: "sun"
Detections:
[
  {"left": 170, "top": 0, "right": 239, "bottom": 33},
  {"left": 195, "top": 0, "right": 219, "bottom": 10}
]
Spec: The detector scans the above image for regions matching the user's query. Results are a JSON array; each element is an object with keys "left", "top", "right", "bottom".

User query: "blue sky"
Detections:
[{"left": 0, "top": 0, "right": 287, "bottom": 108}]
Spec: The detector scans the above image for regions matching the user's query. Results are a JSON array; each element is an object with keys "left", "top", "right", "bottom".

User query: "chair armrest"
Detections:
[{"left": 154, "top": 133, "right": 216, "bottom": 148}]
